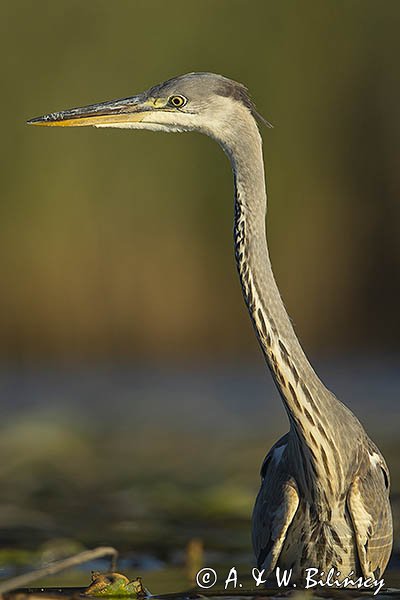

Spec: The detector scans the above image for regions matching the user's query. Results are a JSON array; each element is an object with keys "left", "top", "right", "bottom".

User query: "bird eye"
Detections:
[{"left": 169, "top": 95, "right": 187, "bottom": 108}]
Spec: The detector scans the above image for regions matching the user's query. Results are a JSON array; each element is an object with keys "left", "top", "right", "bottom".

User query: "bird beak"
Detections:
[{"left": 27, "top": 94, "right": 150, "bottom": 127}]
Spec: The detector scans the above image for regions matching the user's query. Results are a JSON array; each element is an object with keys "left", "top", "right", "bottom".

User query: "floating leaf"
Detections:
[{"left": 85, "top": 572, "right": 150, "bottom": 597}]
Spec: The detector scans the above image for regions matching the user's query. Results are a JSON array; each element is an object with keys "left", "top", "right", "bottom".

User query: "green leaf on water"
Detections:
[{"left": 84, "top": 572, "right": 150, "bottom": 597}]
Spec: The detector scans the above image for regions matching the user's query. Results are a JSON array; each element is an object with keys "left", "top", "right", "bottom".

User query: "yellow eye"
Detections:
[{"left": 169, "top": 95, "right": 187, "bottom": 108}]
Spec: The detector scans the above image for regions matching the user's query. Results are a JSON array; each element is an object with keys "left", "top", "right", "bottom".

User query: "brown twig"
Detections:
[{"left": 0, "top": 546, "right": 118, "bottom": 596}]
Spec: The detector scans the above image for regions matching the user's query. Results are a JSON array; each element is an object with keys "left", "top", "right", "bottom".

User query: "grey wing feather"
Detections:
[
  {"left": 347, "top": 447, "right": 393, "bottom": 579},
  {"left": 252, "top": 434, "right": 299, "bottom": 574}
]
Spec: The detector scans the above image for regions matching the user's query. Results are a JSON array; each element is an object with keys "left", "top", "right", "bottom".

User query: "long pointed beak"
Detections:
[{"left": 27, "top": 94, "right": 149, "bottom": 127}]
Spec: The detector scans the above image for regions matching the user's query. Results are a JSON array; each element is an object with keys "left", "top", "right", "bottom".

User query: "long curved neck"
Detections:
[
  {"left": 220, "top": 112, "right": 334, "bottom": 441},
  {"left": 213, "top": 107, "right": 363, "bottom": 501}
]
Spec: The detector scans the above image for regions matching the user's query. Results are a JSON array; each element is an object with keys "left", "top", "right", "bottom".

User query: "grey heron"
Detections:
[{"left": 28, "top": 72, "right": 393, "bottom": 582}]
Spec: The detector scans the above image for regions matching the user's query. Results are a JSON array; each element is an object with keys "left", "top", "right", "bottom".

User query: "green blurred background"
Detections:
[
  {"left": 2, "top": 0, "right": 400, "bottom": 361},
  {"left": 0, "top": 0, "right": 399, "bottom": 591}
]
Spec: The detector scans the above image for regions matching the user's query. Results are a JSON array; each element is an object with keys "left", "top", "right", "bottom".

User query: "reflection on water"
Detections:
[
  {"left": 3, "top": 560, "right": 400, "bottom": 600},
  {"left": 0, "top": 360, "right": 399, "bottom": 595}
]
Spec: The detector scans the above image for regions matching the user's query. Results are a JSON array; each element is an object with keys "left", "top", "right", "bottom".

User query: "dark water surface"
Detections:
[{"left": 0, "top": 360, "right": 399, "bottom": 597}]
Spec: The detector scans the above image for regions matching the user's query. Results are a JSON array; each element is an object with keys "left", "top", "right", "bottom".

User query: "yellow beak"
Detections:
[{"left": 27, "top": 94, "right": 149, "bottom": 127}]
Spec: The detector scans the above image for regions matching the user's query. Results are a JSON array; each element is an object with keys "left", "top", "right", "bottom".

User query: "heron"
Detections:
[{"left": 28, "top": 72, "right": 393, "bottom": 582}]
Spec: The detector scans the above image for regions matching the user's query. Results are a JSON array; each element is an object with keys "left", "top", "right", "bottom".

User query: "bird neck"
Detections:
[{"left": 222, "top": 114, "right": 337, "bottom": 453}]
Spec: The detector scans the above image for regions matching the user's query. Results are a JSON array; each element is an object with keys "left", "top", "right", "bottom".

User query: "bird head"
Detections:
[{"left": 27, "top": 72, "right": 271, "bottom": 146}]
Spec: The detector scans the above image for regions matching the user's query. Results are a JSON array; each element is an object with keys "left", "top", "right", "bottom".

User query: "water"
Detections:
[{"left": 0, "top": 360, "right": 399, "bottom": 598}]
